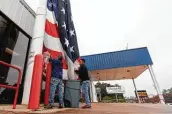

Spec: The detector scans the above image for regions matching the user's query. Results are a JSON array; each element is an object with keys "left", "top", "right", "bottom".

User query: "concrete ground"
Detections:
[{"left": 0, "top": 103, "right": 172, "bottom": 114}]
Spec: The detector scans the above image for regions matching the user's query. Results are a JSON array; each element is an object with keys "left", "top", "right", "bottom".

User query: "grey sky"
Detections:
[{"left": 25, "top": 0, "right": 172, "bottom": 97}]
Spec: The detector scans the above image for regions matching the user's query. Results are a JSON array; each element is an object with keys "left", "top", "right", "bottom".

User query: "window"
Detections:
[{"left": 0, "top": 14, "right": 30, "bottom": 103}]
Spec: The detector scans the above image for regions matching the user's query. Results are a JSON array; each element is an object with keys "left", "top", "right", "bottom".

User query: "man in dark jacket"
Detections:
[
  {"left": 45, "top": 55, "right": 64, "bottom": 109},
  {"left": 75, "top": 59, "right": 91, "bottom": 108}
]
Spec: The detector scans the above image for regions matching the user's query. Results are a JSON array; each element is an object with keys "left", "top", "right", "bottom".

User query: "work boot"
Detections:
[
  {"left": 58, "top": 104, "right": 63, "bottom": 108},
  {"left": 44, "top": 104, "right": 53, "bottom": 109},
  {"left": 82, "top": 104, "right": 91, "bottom": 109}
]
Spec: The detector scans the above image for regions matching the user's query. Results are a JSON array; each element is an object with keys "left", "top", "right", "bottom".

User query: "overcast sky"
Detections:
[{"left": 25, "top": 0, "right": 172, "bottom": 97}]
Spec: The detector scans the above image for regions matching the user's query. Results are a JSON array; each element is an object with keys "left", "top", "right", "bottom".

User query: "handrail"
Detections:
[{"left": 0, "top": 60, "right": 22, "bottom": 109}]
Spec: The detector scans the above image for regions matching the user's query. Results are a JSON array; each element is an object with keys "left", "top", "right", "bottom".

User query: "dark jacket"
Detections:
[
  {"left": 75, "top": 64, "right": 90, "bottom": 82},
  {"left": 49, "top": 58, "right": 63, "bottom": 79}
]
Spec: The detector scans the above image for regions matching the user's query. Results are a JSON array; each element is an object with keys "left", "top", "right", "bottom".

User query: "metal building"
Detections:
[{"left": 0, "top": 0, "right": 35, "bottom": 103}]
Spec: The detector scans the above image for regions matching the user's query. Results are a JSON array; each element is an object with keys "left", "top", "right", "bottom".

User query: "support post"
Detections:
[
  {"left": 44, "top": 63, "right": 52, "bottom": 105},
  {"left": 115, "top": 94, "right": 118, "bottom": 103},
  {"left": 148, "top": 65, "right": 165, "bottom": 104},
  {"left": 89, "top": 81, "right": 93, "bottom": 102},
  {"left": 28, "top": 54, "right": 43, "bottom": 109},
  {"left": 22, "top": 0, "right": 47, "bottom": 104},
  {"left": 132, "top": 78, "right": 141, "bottom": 103},
  {"left": 89, "top": 81, "right": 98, "bottom": 102}
]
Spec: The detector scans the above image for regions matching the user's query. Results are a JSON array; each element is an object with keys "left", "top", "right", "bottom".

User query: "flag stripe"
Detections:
[
  {"left": 44, "top": 33, "right": 63, "bottom": 51},
  {"left": 65, "top": 54, "right": 80, "bottom": 80},
  {"left": 46, "top": 9, "right": 57, "bottom": 24},
  {"left": 62, "top": 69, "right": 68, "bottom": 80},
  {"left": 45, "top": 19, "right": 60, "bottom": 38},
  {"left": 43, "top": 46, "right": 68, "bottom": 69},
  {"left": 66, "top": 55, "right": 76, "bottom": 80}
]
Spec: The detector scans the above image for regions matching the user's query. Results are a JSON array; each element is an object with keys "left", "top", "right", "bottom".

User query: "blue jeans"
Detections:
[
  {"left": 49, "top": 77, "right": 63, "bottom": 105},
  {"left": 82, "top": 81, "right": 91, "bottom": 106}
]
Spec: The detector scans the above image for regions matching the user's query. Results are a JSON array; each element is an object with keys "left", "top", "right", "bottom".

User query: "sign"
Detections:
[
  {"left": 136, "top": 90, "right": 148, "bottom": 97},
  {"left": 106, "top": 86, "right": 125, "bottom": 94},
  {"left": 96, "top": 88, "right": 101, "bottom": 94}
]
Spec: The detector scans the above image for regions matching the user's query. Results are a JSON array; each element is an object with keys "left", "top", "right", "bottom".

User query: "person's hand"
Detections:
[
  {"left": 48, "top": 56, "right": 52, "bottom": 61},
  {"left": 57, "top": 55, "right": 63, "bottom": 61},
  {"left": 47, "top": 54, "right": 51, "bottom": 59}
]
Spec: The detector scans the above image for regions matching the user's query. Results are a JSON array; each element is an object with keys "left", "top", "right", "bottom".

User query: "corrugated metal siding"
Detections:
[
  {"left": 0, "top": 0, "right": 35, "bottom": 37},
  {"left": 82, "top": 47, "right": 153, "bottom": 71}
]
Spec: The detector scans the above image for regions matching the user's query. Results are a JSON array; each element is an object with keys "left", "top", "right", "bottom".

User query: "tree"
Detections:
[
  {"left": 95, "top": 82, "right": 108, "bottom": 98},
  {"left": 95, "top": 82, "right": 122, "bottom": 98},
  {"left": 163, "top": 87, "right": 172, "bottom": 94},
  {"left": 168, "top": 87, "right": 172, "bottom": 94},
  {"left": 163, "top": 89, "right": 168, "bottom": 94},
  {"left": 162, "top": 87, "right": 172, "bottom": 103}
]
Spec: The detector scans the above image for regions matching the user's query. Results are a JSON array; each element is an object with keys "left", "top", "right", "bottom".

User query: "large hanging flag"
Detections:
[{"left": 43, "top": 0, "right": 80, "bottom": 80}]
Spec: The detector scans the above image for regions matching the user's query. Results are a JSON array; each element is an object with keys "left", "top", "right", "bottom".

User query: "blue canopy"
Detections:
[{"left": 81, "top": 47, "right": 153, "bottom": 81}]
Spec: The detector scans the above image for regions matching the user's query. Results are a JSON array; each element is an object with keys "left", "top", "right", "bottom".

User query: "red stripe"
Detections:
[
  {"left": 45, "top": 19, "right": 60, "bottom": 38},
  {"left": 43, "top": 46, "right": 68, "bottom": 69}
]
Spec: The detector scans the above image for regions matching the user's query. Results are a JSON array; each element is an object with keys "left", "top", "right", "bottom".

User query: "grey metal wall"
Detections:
[{"left": 0, "top": 0, "right": 35, "bottom": 37}]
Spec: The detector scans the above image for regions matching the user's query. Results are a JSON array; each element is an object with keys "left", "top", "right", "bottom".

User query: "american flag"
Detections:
[{"left": 43, "top": 0, "right": 80, "bottom": 80}]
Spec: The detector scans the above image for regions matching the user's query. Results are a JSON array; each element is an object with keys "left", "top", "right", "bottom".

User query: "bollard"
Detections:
[
  {"left": 44, "top": 62, "right": 52, "bottom": 105},
  {"left": 28, "top": 54, "right": 43, "bottom": 109}
]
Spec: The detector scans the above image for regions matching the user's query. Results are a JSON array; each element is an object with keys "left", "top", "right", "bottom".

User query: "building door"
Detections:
[{"left": 0, "top": 14, "right": 30, "bottom": 104}]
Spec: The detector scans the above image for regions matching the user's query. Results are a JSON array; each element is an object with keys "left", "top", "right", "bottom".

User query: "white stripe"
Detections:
[
  {"left": 44, "top": 33, "right": 68, "bottom": 80},
  {"left": 65, "top": 54, "right": 80, "bottom": 80},
  {"left": 73, "top": 60, "right": 80, "bottom": 80},
  {"left": 63, "top": 69, "right": 68, "bottom": 80},
  {"left": 44, "top": 33, "right": 63, "bottom": 52},
  {"left": 46, "top": 9, "right": 58, "bottom": 24}
]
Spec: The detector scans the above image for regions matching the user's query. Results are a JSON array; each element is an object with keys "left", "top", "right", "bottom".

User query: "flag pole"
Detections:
[{"left": 22, "top": 0, "right": 47, "bottom": 104}]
